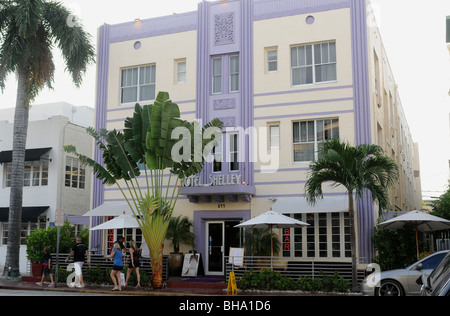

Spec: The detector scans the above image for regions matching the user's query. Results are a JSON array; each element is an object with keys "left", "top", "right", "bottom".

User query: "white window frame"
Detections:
[
  {"left": 293, "top": 118, "right": 340, "bottom": 163},
  {"left": 212, "top": 136, "right": 223, "bottom": 173},
  {"left": 291, "top": 41, "right": 337, "bottom": 86},
  {"left": 228, "top": 133, "right": 239, "bottom": 172},
  {"left": 212, "top": 57, "right": 222, "bottom": 94},
  {"left": 266, "top": 48, "right": 278, "bottom": 72},
  {"left": 4, "top": 159, "right": 48, "bottom": 188},
  {"left": 229, "top": 55, "right": 240, "bottom": 92},
  {"left": 65, "top": 157, "right": 86, "bottom": 189},
  {"left": 284, "top": 212, "right": 351, "bottom": 259},
  {"left": 269, "top": 124, "right": 280, "bottom": 149},
  {"left": 120, "top": 64, "right": 156, "bottom": 104},
  {"left": 175, "top": 59, "right": 186, "bottom": 84}
]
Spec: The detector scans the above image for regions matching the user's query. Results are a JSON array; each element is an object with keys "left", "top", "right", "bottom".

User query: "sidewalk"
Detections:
[{"left": 0, "top": 276, "right": 228, "bottom": 296}]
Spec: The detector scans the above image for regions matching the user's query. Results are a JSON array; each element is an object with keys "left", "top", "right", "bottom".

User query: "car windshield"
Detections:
[
  {"left": 428, "top": 252, "right": 450, "bottom": 287},
  {"left": 420, "top": 252, "right": 446, "bottom": 270}
]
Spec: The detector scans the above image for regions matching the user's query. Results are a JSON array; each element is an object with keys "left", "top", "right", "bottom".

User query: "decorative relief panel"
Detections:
[
  {"left": 218, "top": 116, "right": 236, "bottom": 127},
  {"left": 214, "top": 12, "right": 235, "bottom": 45},
  {"left": 213, "top": 98, "right": 236, "bottom": 110}
]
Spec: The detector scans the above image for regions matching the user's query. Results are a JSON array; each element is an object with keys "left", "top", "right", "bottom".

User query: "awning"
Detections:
[
  {"left": 0, "top": 147, "right": 52, "bottom": 163},
  {"left": 271, "top": 196, "right": 349, "bottom": 214},
  {"left": 0, "top": 206, "right": 49, "bottom": 222}
]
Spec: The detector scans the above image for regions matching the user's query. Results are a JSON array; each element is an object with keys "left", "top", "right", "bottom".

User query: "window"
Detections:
[
  {"left": 269, "top": 125, "right": 280, "bottom": 148},
  {"left": 65, "top": 157, "right": 86, "bottom": 189},
  {"left": 293, "top": 119, "right": 339, "bottom": 162},
  {"left": 211, "top": 54, "right": 240, "bottom": 94},
  {"left": 176, "top": 59, "right": 186, "bottom": 84},
  {"left": 212, "top": 137, "right": 223, "bottom": 173},
  {"left": 1, "top": 222, "right": 38, "bottom": 246},
  {"left": 4, "top": 159, "right": 49, "bottom": 188},
  {"left": 267, "top": 48, "right": 278, "bottom": 72},
  {"left": 229, "top": 55, "right": 239, "bottom": 92},
  {"left": 291, "top": 41, "right": 336, "bottom": 86},
  {"left": 121, "top": 65, "right": 156, "bottom": 103},
  {"left": 229, "top": 133, "right": 239, "bottom": 172},
  {"left": 284, "top": 212, "right": 350, "bottom": 258},
  {"left": 212, "top": 57, "right": 222, "bottom": 94}
]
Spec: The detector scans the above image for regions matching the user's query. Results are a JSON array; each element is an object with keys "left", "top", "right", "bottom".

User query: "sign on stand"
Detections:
[{"left": 227, "top": 271, "right": 237, "bottom": 295}]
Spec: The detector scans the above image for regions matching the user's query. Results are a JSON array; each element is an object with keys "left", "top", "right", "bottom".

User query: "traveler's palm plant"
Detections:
[{"left": 65, "top": 91, "right": 222, "bottom": 288}]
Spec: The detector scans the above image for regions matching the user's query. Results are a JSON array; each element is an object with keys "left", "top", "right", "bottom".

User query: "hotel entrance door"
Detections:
[{"left": 206, "top": 220, "right": 241, "bottom": 275}]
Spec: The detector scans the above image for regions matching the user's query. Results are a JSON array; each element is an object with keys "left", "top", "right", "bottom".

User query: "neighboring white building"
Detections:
[{"left": 0, "top": 103, "right": 94, "bottom": 274}]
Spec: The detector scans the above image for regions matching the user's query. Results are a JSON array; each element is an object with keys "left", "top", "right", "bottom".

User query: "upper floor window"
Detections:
[
  {"left": 266, "top": 48, "right": 278, "bottom": 72},
  {"left": 229, "top": 55, "right": 240, "bottom": 92},
  {"left": 175, "top": 59, "right": 186, "bottom": 84},
  {"left": 269, "top": 124, "right": 280, "bottom": 148},
  {"left": 212, "top": 57, "right": 222, "bottom": 94},
  {"left": 291, "top": 41, "right": 336, "bottom": 86},
  {"left": 121, "top": 65, "right": 156, "bottom": 104},
  {"left": 3, "top": 158, "right": 48, "bottom": 188},
  {"left": 65, "top": 157, "right": 86, "bottom": 189},
  {"left": 211, "top": 54, "right": 240, "bottom": 94},
  {"left": 209, "top": 133, "right": 240, "bottom": 173},
  {"left": 293, "top": 118, "right": 339, "bottom": 162}
]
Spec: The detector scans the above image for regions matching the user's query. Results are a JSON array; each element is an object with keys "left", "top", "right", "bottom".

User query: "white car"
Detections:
[{"left": 361, "top": 250, "right": 449, "bottom": 296}]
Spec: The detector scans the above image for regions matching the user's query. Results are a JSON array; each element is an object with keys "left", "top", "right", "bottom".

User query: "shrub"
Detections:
[
  {"left": 237, "top": 269, "right": 350, "bottom": 293},
  {"left": 26, "top": 220, "right": 80, "bottom": 262}
]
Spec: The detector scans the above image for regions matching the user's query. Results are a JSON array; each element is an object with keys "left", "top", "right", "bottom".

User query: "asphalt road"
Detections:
[{"left": 0, "top": 288, "right": 116, "bottom": 296}]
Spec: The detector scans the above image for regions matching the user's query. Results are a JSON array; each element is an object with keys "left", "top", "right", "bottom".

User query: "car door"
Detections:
[{"left": 407, "top": 253, "right": 447, "bottom": 295}]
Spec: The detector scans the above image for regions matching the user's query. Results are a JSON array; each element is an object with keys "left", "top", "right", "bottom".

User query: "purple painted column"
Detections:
[
  {"left": 90, "top": 23, "right": 110, "bottom": 254},
  {"left": 350, "top": 0, "right": 375, "bottom": 264}
]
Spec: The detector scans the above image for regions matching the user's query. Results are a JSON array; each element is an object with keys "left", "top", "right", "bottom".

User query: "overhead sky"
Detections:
[{"left": 0, "top": 0, "right": 449, "bottom": 197}]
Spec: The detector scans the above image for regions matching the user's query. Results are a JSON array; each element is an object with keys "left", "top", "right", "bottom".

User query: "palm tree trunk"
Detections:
[
  {"left": 348, "top": 191, "right": 358, "bottom": 292},
  {"left": 3, "top": 68, "right": 30, "bottom": 277},
  {"left": 151, "top": 245, "right": 164, "bottom": 289}
]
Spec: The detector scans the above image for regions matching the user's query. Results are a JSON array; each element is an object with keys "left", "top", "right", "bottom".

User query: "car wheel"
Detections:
[{"left": 376, "top": 280, "right": 405, "bottom": 296}]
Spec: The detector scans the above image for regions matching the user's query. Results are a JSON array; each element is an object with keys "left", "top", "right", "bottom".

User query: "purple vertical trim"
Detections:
[
  {"left": 91, "top": 24, "right": 111, "bottom": 254},
  {"left": 196, "top": 1, "right": 211, "bottom": 186},
  {"left": 240, "top": 0, "right": 255, "bottom": 186},
  {"left": 350, "top": 0, "right": 374, "bottom": 264}
]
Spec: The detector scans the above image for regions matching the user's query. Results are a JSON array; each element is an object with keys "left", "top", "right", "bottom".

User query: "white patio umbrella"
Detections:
[
  {"left": 83, "top": 202, "right": 132, "bottom": 217},
  {"left": 378, "top": 210, "right": 450, "bottom": 259},
  {"left": 90, "top": 212, "right": 140, "bottom": 231},
  {"left": 235, "top": 209, "right": 309, "bottom": 269}
]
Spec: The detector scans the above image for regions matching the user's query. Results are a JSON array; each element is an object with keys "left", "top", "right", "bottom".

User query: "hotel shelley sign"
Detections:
[{"left": 183, "top": 174, "right": 243, "bottom": 187}]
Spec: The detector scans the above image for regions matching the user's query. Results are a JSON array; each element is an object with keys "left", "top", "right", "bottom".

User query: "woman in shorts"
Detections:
[
  {"left": 110, "top": 242, "right": 124, "bottom": 291},
  {"left": 125, "top": 239, "right": 141, "bottom": 289}
]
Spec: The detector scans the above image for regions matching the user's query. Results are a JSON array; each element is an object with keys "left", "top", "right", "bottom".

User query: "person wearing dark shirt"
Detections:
[
  {"left": 65, "top": 236, "right": 90, "bottom": 288},
  {"left": 36, "top": 246, "right": 54, "bottom": 287}
]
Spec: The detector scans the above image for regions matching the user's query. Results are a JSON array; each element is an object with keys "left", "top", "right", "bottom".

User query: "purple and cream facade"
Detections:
[{"left": 92, "top": 0, "right": 422, "bottom": 271}]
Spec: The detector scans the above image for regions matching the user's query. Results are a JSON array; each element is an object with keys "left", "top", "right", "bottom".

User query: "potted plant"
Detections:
[
  {"left": 26, "top": 228, "right": 54, "bottom": 276},
  {"left": 166, "top": 216, "right": 195, "bottom": 276},
  {"left": 25, "top": 221, "right": 77, "bottom": 276}
]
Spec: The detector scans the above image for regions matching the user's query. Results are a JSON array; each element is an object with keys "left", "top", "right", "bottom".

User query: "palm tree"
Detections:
[
  {"left": 305, "top": 138, "right": 399, "bottom": 291},
  {"left": 166, "top": 216, "right": 195, "bottom": 254},
  {"left": 0, "top": 0, "right": 95, "bottom": 276},
  {"left": 65, "top": 92, "right": 222, "bottom": 288}
]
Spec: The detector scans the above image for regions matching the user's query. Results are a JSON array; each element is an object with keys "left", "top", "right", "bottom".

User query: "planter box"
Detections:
[{"left": 31, "top": 262, "right": 43, "bottom": 276}]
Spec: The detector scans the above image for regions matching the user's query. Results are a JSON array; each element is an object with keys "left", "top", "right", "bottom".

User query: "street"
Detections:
[{"left": 0, "top": 288, "right": 116, "bottom": 296}]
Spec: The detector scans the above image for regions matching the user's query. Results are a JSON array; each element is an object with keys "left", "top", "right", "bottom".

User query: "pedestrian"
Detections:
[
  {"left": 125, "top": 239, "right": 141, "bottom": 289},
  {"left": 65, "top": 236, "right": 90, "bottom": 288},
  {"left": 36, "top": 246, "right": 54, "bottom": 287},
  {"left": 114, "top": 236, "right": 126, "bottom": 252},
  {"left": 110, "top": 242, "right": 124, "bottom": 291}
]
